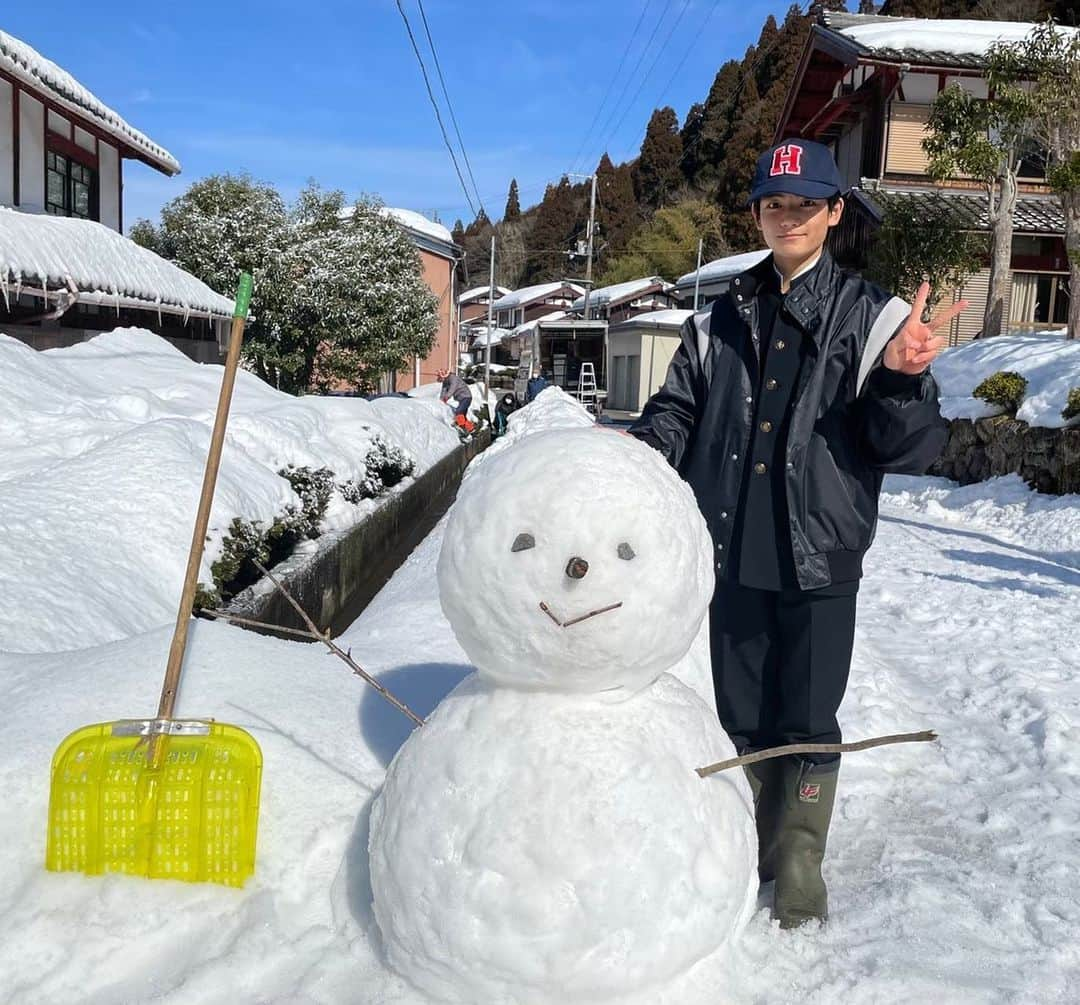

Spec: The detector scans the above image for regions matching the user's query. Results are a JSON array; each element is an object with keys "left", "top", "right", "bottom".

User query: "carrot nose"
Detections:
[{"left": 566, "top": 557, "right": 589, "bottom": 580}]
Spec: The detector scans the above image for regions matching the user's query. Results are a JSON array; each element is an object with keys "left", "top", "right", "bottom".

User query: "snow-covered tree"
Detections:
[{"left": 132, "top": 176, "right": 437, "bottom": 392}]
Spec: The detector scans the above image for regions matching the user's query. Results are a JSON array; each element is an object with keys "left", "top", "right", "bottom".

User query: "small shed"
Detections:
[{"left": 606, "top": 308, "right": 692, "bottom": 414}]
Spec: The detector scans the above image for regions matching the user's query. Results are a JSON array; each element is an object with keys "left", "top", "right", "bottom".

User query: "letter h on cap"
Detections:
[{"left": 770, "top": 144, "right": 803, "bottom": 177}]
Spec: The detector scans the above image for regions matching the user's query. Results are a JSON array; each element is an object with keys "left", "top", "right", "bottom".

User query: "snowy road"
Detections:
[{"left": 725, "top": 492, "right": 1080, "bottom": 1004}]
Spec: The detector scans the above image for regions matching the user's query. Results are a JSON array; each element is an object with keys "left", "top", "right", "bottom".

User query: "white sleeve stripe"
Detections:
[{"left": 856, "top": 296, "right": 910, "bottom": 396}]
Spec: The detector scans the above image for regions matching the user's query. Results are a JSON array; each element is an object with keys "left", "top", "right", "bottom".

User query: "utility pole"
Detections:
[
  {"left": 693, "top": 237, "right": 704, "bottom": 311},
  {"left": 484, "top": 234, "right": 495, "bottom": 415},
  {"left": 581, "top": 172, "right": 598, "bottom": 322}
]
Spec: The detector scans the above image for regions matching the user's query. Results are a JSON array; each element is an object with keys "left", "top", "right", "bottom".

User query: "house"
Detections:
[
  {"left": 606, "top": 308, "right": 693, "bottom": 414},
  {"left": 456, "top": 283, "right": 509, "bottom": 359},
  {"left": 568, "top": 276, "right": 677, "bottom": 323},
  {"left": 673, "top": 249, "right": 771, "bottom": 309},
  {"left": 0, "top": 26, "right": 234, "bottom": 358},
  {"left": 380, "top": 207, "right": 460, "bottom": 391},
  {"left": 777, "top": 10, "right": 1069, "bottom": 340},
  {"left": 491, "top": 281, "right": 585, "bottom": 329}
]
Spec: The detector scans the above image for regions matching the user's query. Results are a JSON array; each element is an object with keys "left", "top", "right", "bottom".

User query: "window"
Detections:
[
  {"left": 46, "top": 150, "right": 97, "bottom": 219},
  {"left": 1012, "top": 272, "right": 1070, "bottom": 327}
]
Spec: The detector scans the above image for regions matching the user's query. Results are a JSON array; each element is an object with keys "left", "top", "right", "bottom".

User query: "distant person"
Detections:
[
  {"left": 494, "top": 392, "right": 518, "bottom": 437},
  {"left": 526, "top": 368, "right": 549, "bottom": 403},
  {"left": 437, "top": 367, "right": 475, "bottom": 435}
]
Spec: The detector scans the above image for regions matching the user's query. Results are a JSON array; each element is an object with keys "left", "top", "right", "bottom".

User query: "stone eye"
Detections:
[
  {"left": 617, "top": 542, "right": 636, "bottom": 561},
  {"left": 511, "top": 533, "right": 535, "bottom": 553}
]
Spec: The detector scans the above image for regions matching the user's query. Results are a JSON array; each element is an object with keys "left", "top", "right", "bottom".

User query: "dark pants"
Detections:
[
  {"left": 453, "top": 395, "right": 472, "bottom": 418},
  {"left": 709, "top": 580, "right": 857, "bottom": 766}
]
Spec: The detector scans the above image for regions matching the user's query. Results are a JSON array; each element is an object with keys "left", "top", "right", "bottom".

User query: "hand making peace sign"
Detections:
[{"left": 883, "top": 282, "right": 968, "bottom": 375}]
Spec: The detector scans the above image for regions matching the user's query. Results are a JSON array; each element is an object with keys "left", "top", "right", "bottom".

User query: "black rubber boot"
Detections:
[
  {"left": 772, "top": 757, "right": 838, "bottom": 930},
  {"left": 744, "top": 759, "right": 783, "bottom": 883}
]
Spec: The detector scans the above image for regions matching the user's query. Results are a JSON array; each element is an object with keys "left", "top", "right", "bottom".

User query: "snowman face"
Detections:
[{"left": 437, "top": 428, "right": 714, "bottom": 696}]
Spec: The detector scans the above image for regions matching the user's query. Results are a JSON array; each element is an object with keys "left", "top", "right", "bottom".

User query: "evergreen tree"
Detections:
[
  {"left": 504, "top": 179, "right": 521, "bottom": 222},
  {"left": 637, "top": 107, "right": 684, "bottom": 209},
  {"left": 521, "top": 178, "right": 582, "bottom": 284},
  {"left": 857, "top": 0, "right": 877, "bottom": 12},
  {"left": 681, "top": 59, "right": 744, "bottom": 191},
  {"left": 595, "top": 153, "right": 641, "bottom": 262}
]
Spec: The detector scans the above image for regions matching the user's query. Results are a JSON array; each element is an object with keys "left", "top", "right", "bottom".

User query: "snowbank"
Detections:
[
  {"left": 933, "top": 332, "right": 1080, "bottom": 427},
  {"left": 0, "top": 329, "right": 458, "bottom": 653}
]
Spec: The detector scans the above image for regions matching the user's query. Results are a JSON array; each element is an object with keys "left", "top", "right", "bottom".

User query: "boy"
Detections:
[{"left": 629, "top": 140, "right": 963, "bottom": 929}]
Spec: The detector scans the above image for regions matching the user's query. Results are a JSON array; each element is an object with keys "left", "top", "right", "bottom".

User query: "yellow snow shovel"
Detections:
[{"left": 46, "top": 274, "right": 263, "bottom": 888}]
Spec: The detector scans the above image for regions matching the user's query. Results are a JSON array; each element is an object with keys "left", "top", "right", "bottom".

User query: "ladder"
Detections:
[{"left": 577, "top": 362, "right": 598, "bottom": 412}]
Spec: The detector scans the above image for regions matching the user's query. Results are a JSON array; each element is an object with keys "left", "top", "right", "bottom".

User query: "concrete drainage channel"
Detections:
[{"left": 222, "top": 430, "right": 491, "bottom": 638}]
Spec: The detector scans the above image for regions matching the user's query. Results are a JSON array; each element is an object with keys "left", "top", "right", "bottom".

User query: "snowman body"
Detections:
[{"left": 369, "top": 428, "right": 757, "bottom": 1004}]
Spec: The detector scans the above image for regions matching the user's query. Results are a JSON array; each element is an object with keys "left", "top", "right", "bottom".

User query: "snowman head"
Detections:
[{"left": 437, "top": 428, "right": 714, "bottom": 696}]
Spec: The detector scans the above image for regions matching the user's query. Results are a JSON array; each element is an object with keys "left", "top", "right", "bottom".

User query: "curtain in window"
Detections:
[{"left": 1009, "top": 273, "right": 1039, "bottom": 325}]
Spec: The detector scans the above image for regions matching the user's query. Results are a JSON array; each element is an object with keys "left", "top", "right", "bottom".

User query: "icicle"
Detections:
[
  {"left": 15, "top": 273, "right": 22, "bottom": 301},
  {"left": 156, "top": 295, "right": 162, "bottom": 327},
  {"left": 1, "top": 271, "right": 8, "bottom": 311}
]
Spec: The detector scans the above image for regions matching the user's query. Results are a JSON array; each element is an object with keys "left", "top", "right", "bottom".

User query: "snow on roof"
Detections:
[
  {"left": 569, "top": 276, "right": 671, "bottom": 312},
  {"left": 471, "top": 326, "right": 515, "bottom": 347},
  {"left": 492, "top": 282, "right": 586, "bottom": 311},
  {"left": 512, "top": 310, "right": 569, "bottom": 337},
  {"left": 0, "top": 28, "right": 180, "bottom": 175},
  {"left": 0, "top": 208, "right": 234, "bottom": 319},
  {"left": 611, "top": 308, "right": 693, "bottom": 329},
  {"left": 824, "top": 12, "right": 1077, "bottom": 67},
  {"left": 459, "top": 285, "right": 511, "bottom": 304},
  {"left": 382, "top": 208, "right": 454, "bottom": 247},
  {"left": 677, "top": 249, "right": 771, "bottom": 287}
]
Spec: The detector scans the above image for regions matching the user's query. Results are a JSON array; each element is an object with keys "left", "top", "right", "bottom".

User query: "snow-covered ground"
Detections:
[
  {"left": 0, "top": 329, "right": 459, "bottom": 653},
  {"left": 2, "top": 347, "right": 1079, "bottom": 1002},
  {"left": 935, "top": 332, "right": 1080, "bottom": 427}
]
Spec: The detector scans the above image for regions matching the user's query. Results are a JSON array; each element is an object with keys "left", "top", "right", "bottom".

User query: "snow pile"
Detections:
[
  {"left": 471, "top": 386, "right": 595, "bottom": 471},
  {"left": 371, "top": 429, "right": 753, "bottom": 1003},
  {"left": 0, "top": 329, "right": 458, "bottom": 653},
  {"left": 0, "top": 29, "right": 179, "bottom": 174},
  {"left": 882, "top": 472, "right": 1080, "bottom": 566},
  {"left": 0, "top": 207, "right": 234, "bottom": 317},
  {"left": 933, "top": 331, "right": 1080, "bottom": 427},
  {"left": 839, "top": 18, "right": 1076, "bottom": 60}
]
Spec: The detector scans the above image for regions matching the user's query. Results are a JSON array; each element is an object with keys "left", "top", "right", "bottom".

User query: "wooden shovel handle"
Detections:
[{"left": 157, "top": 275, "right": 253, "bottom": 719}]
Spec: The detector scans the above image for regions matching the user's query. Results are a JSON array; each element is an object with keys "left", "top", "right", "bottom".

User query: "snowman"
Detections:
[{"left": 368, "top": 427, "right": 757, "bottom": 1004}]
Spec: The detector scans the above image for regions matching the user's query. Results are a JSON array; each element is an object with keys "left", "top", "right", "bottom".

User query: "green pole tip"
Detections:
[{"left": 234, "top": 273, "right": 253, "bottom": 318}]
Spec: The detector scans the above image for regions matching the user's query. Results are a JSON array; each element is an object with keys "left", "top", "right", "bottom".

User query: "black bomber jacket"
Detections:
[{"left": 629, "top": 251, "right": 949, "bottom": 591}]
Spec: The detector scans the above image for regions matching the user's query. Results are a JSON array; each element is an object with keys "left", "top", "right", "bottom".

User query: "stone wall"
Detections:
[
  {"left": 223, "top": 430, "right": 490, "bottom": 636},
  {"left": 930, "top": 416, "right": 1080, "bottom": 495}
]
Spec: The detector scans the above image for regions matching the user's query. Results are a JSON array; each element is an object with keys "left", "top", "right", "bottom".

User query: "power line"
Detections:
[
  {"left": 393, "top": 0, "right": 479, "bottom": 219},
  {"left": 590, "top": 0, "right": 694, "bottom": 168},
  {"left": 567, "top": 0, "right": 653, "bottom": 176},
  {"left": 578, "top": 0, "right": 676, "bottom": 175},
  {"left": 413, "top": 0, "right": 488, "bottom": 219}
]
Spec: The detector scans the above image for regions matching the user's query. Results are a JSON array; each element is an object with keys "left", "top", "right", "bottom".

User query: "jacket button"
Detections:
[
  {"left": 754, "top": 462, "right": 767, "bottom": 474},
  {"left": 720, "top": 511, "right": 728, "bottom": 519},
  {"left": 766, "top": 378, "right": 778, "bottom": 390},
  {"left": 745, "top": 396, "right": 752, "bottom": 404},
  {"left": 717, "top": 543, "right": 724, "bottom": 551},
  {"left": 731, "top": 452, "right": 738, "bottom": 461},
  {"left": 760, "top": 420, "right": 773, "bottom": 433},
  {"left": 775, "top": 339, "right": 786, "bottom": 350},
  {"left": 787, "top": 461, "right": 794, "bottom": 469}
]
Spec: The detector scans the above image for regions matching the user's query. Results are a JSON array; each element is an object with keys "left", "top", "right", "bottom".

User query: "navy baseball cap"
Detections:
[{"left": 748, "top": 140, "right": 843, "bottom": 206}]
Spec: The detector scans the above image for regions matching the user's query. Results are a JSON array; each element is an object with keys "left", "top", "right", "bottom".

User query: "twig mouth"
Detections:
[{"left": 539, "top": 600, "right": 623, "bottom": 628}]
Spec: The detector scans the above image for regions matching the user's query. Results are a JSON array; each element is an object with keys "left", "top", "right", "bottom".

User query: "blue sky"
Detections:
[{"left": 7, "top": 0, "right": 789, "bottom": 230}]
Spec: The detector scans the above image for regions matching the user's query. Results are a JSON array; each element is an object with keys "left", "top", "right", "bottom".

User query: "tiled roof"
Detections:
[
  {"left": 820, "top": 11, "right": 1059, "bottom": 70},
  {"left": 855, "top": 184, "right": 1064, "bottom": 235}
]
